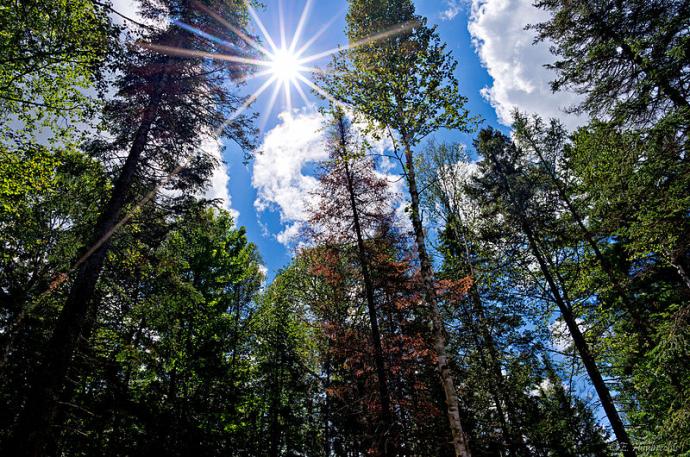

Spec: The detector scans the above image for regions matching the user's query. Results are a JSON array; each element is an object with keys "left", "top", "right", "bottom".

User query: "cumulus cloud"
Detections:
[
  {"left": 252, "top": 110, "right": 409, "bottom": 247},
  {"left": 441, "top": 0, "right": 462, "bottom": 21},
  {"left": 252, "top": 110, "right": 329, "bottom": 246},
  {"left": 202, "top": 138, "right": 239, "bottom": 221},
  {"left": 468, "top": 0, "right": 586, "bottom": 130}
]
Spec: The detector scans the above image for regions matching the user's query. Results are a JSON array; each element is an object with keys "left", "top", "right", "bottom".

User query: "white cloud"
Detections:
[
  {"left": 441, "top": 0, "right": 462, "bottom": 21},
  {"left": 549, "top": 317, "right": 588, "bottom": 353},
  {"left": 252, "top": 109, "right": 410, "bottom": 247},
  {"left": 468, "top": 0, "right": 586, "bottom": 130},
  {"left": 252, "top": 110, "right": 328, "bottom": 246},
  {"left": 110, "top": 0, "right": 168, "bottom": 29},
  {"left": 202, "top": 138, "right": 239, "bottom": 221}
]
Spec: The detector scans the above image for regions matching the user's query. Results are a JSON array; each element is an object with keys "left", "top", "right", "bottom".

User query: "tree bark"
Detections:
[
  {"left": 4, "top": 74, "right": 168, "bottom": 457},
  {"left": 523, "top": 134, "right": 650, "bottom": 348},
  {"left": 335, "top": 114, "right": 394, "bottom": 456},
  {"left": 487, "top": 150, "right": 637, "bottom": 457},
  {"left": 671, "top": 257, "right": 690, "bottom": 292},
  {"left": 401, "top": 136, "right": 472, "bottom": 457}
]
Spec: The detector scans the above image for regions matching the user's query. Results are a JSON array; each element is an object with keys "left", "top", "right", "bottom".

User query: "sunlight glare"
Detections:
[
  {"left": 270, "top": 48, "right": 302, "bottom": 83},
  {"left": 142, "top": 1, "right": 418, "bottom": 127}
]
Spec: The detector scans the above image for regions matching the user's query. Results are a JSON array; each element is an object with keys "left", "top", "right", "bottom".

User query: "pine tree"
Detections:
[
  {"left": 308, "top": 107, "right": 396, "bottom": 455},
  {"left": 322, "top": 1, "right": 476, "bottom": 454},
  {"left": 532, "top": 0, "right": 690, "bottom": 126},
  {"left": 472, "top": 128, "right": 637, "bottom": 457}
]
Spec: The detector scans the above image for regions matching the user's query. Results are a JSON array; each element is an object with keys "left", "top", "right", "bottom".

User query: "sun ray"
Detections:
[
  {"left": 278, "top": 0, "right": 287, "bottom": 49},
  {"left": 298, "top": 65, "right": 339, "bottom": 75},
  {"left": 145, "top": 1, "right": 394, "bottom": 117},
  {"left": 246, "top": 1, "right": 279, "bottom": 53},
  {"left": 138, "top": 42, "right": 271, "bottom": 68},
  {"left": 283, "top": 78, "right": 292, "bottom": 113},
  {"left": 293, "top": 79, "right": 312, "bottom": 108},
  {"left": 260, "top": 80, "right": 284, "bottom": 131},
  {"left": 215, "top": 75, "right": 277, "bottom": 137},
  {"left": 296, "top": 73, "right": 344, "bottom": 108},
  {"left": 299, "top": 20, "right": 418, "bottom": 65},
  {"left": 192, "top": 1, "right": 272, "bottom": 57},
  {"left": 294, "top": 9, "right": 344, "bottom": 58},
  {"left": 289, "top": 0, "right": 313, "bottom": 54},
  {"left": 235, "top": 67, "right": 274, "bottom": 85},
  {"left": 173, "top": 19, "right": 241, "bottom": 52}
]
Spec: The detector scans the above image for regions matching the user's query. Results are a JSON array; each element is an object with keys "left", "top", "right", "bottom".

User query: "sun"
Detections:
[
  {"left": 141, "top": 1, "right": 417, "bottom": 131},
  {"left": 269, "top": 48, "right": 302, "bottom": 83}
]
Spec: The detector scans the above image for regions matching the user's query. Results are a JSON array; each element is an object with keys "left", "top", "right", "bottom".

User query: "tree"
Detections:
[
  {"left": 472, "top": 128, "right": 637, "bottom": 457},
  {"left": 0, "top": 0, "right": 113, "bottom": 145},
  {"left": 322, "top": 1, "right": 476, "bottom": 454},
  {"left": 568, "top": 120, "right": 690, "bottom": 291},
  {"left": 250, "top": 263, "right": 324, "bottom": 457},
  {"left": 532, "top": 0, "right": 690, "bottom": 126},
  {"left": 5, "top": 1, "right": 257, "bottom": 454},
  {"left": 567, "top": 121, "right": 690, "bottom": 453},
  {"left": 419, "top": 141, "right": 530, "bottom": 456},
  {"left": 308, "top": 107, "right": 396, "bottom": 455},
  {"left": 54, "top": 207, "right": 264, "bottom": 456},
  {"left": 0, "top": 144, "right": 108, "bottom": 446}
]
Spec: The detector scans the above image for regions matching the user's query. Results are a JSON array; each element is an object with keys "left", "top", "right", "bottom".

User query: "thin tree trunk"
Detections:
[
  {"left": 450, "top": 216, "right": 529, "bottom": 456},
  {"left": 487, "top": 151, "right": 637, "bottom": 457},
  {"left": 401, "top": 136, "right": 472, "bottom": 457},
  {"left": 335, "top": 115, "right": 394, "bottom": 456},
  {"left": 5, "top": 74, "right": 168, "bottom": 457},
  {"left": 521, "top": 134, "right": 653, "bottom": 340},
  {"left": 323, "top": 353, "right": 332, "bottom": 457},
  {"left": 671, "top": 257, "right": 690, "bottom": 291},
  {"left": 526, "top": 136, "right": 632, "bottom": 297}
]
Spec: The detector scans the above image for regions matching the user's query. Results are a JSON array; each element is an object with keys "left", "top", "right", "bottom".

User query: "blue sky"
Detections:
[
  {"left": 224, "top": 0, "right": 501, "bottom": 276},
  {"left": 109, "top": 0, "right": 599, "bottom": 421},
  {"left": 173, "top": 0, "right": 585, "bottom": 277},
  {"left": 111, "top": 0, "right": 586, "bottom": 276}
]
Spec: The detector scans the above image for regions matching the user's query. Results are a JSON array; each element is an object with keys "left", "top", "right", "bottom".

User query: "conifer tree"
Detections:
[
  {"left": 322, "top": 2, "right": 475, "bottom": 454},
  {"left": 5, "top": 1, "right": 256, "bottom": 454}
]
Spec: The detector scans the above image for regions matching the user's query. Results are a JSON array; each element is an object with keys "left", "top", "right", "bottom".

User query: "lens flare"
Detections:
[
  {"left": 140, "top": 0, "right": 417, "bottom": 128},
  {"left": 270, "top": 48, "right": 302, "bottom": 83}
]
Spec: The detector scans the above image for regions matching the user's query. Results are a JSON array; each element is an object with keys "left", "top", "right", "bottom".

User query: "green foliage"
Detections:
[
  {"left": 53, "top": 208, "right": 266, "bottom": 456},
  {"left": 0, "top": 0, "right": 113, "bottom": 144},
  {"left": 569, "top": 121, "right": 690, "bottom": 271},
  {"left": 1, "top": 0, "right": 689, "bottom": 455},
  {"left": 323, "top": 0, "right": 475, "bottom": 145},
  {"left": 532, "top": 0, "right": 690, "bottom": 126}
]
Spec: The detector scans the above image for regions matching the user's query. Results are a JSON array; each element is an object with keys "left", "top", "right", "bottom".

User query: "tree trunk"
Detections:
[
  {"left": 487, "top": 151, "right": 637, "bottom": 457},
  {"left": 671, "top": 257, "right": 690, "bottom": 292},
  {"left": 522, "top": 135, "right": 653, "bottom": 345},
  {"left": 448, "top": 215, "right": 530, "bottom": 456},
  {"left": 401, "top": 137, "right": 472, "bottom": 457},
  {"left": 4, "top": 75, "right": 167, "bottom": 457},
  {"left": 336, "top": 115, "right": 394, "bottom": 456}
]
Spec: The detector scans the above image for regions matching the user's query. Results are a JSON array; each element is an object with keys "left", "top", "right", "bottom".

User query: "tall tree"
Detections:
[
  {"left": 308, "top": 107, "right": 396, "bottom": 455},
  {"left": 532, "top": 0, "right": 690, "bottom": 126},
  {"left": 419, "top": 141, "right": 531, "bottom": 456},
  {"left": 5, "top": 1, "right": 256, "bottom": 454},
  {"left": 322, "top": 1, "right": 476, "bottom": 454},
  {"left": 472, "top": 128, "right": 637, "bottom": 457}
]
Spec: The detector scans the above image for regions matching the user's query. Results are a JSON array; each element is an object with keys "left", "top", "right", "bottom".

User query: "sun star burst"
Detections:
[
  {"left": 141, "top": 0, "right": 417, "bottom": 133},
  {"left": 269, "top": 47, "right": 303, "bottom": 84}
]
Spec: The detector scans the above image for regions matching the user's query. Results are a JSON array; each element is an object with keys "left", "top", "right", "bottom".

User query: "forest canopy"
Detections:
[{"left": 0, "top": 1, "right": 688, "bottom": 456}]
